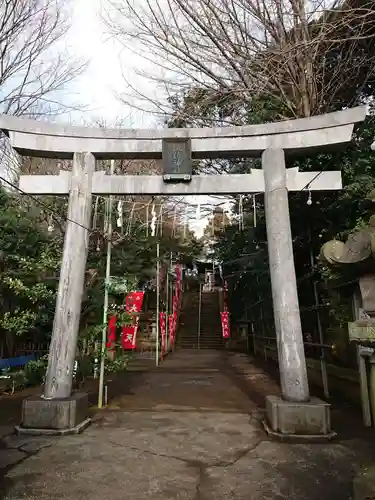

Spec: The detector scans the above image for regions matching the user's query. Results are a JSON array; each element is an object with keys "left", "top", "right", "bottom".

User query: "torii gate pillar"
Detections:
[
  {"left": 263, "top": 148, "right": 310, "bottom": 403},
  {"left": 2, "top": 107, "right": 364, "bottom": 437},
  {"left": 43, "top": 153, "right": 95, "bottom": 400}
]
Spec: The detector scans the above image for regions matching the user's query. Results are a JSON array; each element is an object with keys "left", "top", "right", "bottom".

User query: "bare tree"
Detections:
[
  {"left": 104, "top": 0, "right": 375, "bottom": 123},
  {"left": 0, "top": 0, "right": 86, "bottom": 118}
]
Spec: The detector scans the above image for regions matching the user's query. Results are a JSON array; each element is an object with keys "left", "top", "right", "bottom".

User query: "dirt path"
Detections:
[{"left": 106, "top": 350, "right": 258, "bottom": 412}]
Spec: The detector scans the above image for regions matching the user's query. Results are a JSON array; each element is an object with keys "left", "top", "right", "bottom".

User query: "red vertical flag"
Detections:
[
  {"left": 221, "top": 311, "right": 230, "bottom": 339},
  {"left": 168, "top": 314, "right": 175, "bottom": 347},
  {"left": 106, "top": 315, "right": 117, "bottom": 351},
  {"left": 125, "top": 292, "right": 145, "bottom": 313},
  {"left": 121, "top": 291, "right": 145, "bottom": 350},
  {"left": 160, "top": 312, "right": 167, "bottom": 358},
  {"left": 122, "top": 325, "right": 137, "bottom": 349}
]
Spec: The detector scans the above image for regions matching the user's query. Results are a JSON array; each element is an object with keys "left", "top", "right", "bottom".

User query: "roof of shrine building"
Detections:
[{"left": 0, "top": 107, "right": 367, "bottom": 160}]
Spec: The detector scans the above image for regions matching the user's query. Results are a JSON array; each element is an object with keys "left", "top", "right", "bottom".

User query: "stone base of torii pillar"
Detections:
[
  {"left": 15, "top": 393, "right": 91, "bottom": 436},
  {"left": 261, "top": 149, "right": 335, "bottom": 441},
  {"left": 262, "top": 396, "right": 335, "bottom": 441}
]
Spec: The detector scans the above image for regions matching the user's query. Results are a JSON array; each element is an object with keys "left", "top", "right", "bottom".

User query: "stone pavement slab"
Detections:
[
  {"left": 1, "top": 350, "right": 375, "bottom": 499},
  {"left": 1, "top": 410, "right": 374, "bottom": 500}
]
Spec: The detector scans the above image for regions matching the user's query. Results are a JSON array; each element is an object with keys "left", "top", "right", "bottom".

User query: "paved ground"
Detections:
[{"left": 1, "top": 350, "right": 375, "bottom": 499}]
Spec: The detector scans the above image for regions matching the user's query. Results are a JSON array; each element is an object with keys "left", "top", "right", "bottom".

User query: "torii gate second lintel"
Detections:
[
  {"left": 18, "top": 169, "right": 342, "bottom": 196},
  {"left": 9, "top": 107, "right": 366, "bottom": 438}
]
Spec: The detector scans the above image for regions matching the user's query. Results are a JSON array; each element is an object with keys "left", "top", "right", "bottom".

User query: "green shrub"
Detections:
[
  {"left": 11, "top": 370, "right": 27, "bottom": 392},
  {"left": 23, "top": 355, "right": 48, "bottom": 386},
  {"left": 105, "top": 352, "right": 129, "bottom": 374}
]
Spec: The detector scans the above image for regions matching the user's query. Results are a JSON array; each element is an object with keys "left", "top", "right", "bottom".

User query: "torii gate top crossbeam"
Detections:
[{"left": 0, "top": 107, "right": 366, "bottom": 159}]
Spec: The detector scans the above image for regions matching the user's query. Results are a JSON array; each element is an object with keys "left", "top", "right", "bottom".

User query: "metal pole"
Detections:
[
  {"left": 198, "top": 283, "right": 202, "bottom": 349},
  {"left": 156, "top": 243, "right": 160, "bottom": 366},
  {"left": 309, "top": 227, "right": 329, "bottom": 399},
  {"left": 98, "top": 159, "right": 114, "bottom": 409}
]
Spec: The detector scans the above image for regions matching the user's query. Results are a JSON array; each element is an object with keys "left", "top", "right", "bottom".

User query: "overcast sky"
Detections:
[
  {"left": 66, "top": 0, "right": 151, "bottom": 128},
  {"left": 66, "top": 0, "right": 227, "bottom": 237},
  {"left": 69, "top": 0, "right": 134, "bottom": 126}
]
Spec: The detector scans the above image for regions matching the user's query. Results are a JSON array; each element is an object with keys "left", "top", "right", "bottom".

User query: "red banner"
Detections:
[
  {"left": 106, "top": 315, "right": 117, "bottom": 351},
  {"left": 160, "top": 312, "right": 166, "bottom": 357},
  {"left": 122, "top": 325, "right": 137, "bottom": 349},
  {"left": 165, "top": 264, "right": 183, "bottom": 349},
  {"left": 121, "top": 291, "right": 145, "bottom": 350},
  {"left": 221, "top": 311, "right": 230, "bottom": 339},
  {"left": 168, "top": 314, "right": 173, "bottom": 333},
  {"left": 168, "top": 314, "right": 175, "bottom": 347},
  {"left": 125, "top": 292, "right": 145, "bottom": 313}
]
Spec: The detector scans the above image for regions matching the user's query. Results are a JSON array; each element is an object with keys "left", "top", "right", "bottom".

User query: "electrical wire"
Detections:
[
  {"left": 0, "top": 174, "right": 93, "bottom": 233},
  {"left": 0, "top": 174, "right": 193, "bottom": 237},
  {"left": 0, "top": 158, "right": 330, "bottom": 240}
]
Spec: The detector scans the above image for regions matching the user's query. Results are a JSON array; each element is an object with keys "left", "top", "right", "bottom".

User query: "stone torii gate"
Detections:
[{"left": 1, "top": 107, "right": 366, "bottom": 437}]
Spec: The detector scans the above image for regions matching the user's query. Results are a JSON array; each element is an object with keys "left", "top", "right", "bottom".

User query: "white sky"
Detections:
[
  {"left": 66, "top": 0, "right": 226, "bottom": 237},
  {"left": 68, "top": 0, "right": 135, "bottom": 126},
  {"left": 68, "top": 0, "right": 162, "bottom": 128}
]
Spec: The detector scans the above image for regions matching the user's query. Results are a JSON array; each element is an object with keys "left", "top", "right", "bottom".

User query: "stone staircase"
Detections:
[{"left": 178, "top": 290, "right": 223, "bottom": 350}]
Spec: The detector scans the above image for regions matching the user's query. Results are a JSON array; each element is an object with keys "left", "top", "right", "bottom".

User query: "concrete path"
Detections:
[{"left": 1, "top": 350, "right": 375, "bottom": 499}]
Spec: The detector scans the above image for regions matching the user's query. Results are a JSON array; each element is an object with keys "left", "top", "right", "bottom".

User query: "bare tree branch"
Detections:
[
  {"left": 104, "top": 0, "right": 375, "bottom": 122},
  {"left": 0, "top": 0, "right": 87, "bottom": 118}
]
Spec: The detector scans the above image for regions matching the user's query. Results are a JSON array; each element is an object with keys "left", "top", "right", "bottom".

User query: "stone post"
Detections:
[
  {"left": 262, "top": 148, "right": 309, "bottom": 403},
  {"left": 43, "top": 152, "right": 95, "bottom": 400}
]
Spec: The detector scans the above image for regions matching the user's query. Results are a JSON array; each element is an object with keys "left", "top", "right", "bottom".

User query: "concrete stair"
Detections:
[{"left": 178, "top": 291, "right": 223, "bottom": 350}]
